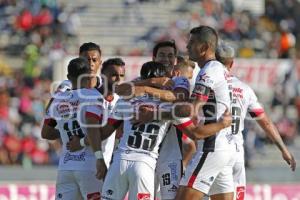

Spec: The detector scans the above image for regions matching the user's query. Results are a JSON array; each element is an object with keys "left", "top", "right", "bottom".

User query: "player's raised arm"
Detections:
[{"left": 41, "top": 118, "right": 60, "bottom": 140}]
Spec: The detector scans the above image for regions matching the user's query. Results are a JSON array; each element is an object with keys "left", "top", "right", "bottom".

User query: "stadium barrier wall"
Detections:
[{"left": 0, "top": 183, "right": 300, "bottom": 200}]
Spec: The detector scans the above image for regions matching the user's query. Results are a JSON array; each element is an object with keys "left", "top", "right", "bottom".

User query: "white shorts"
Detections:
[
  {"left": 101, "top": 159, "right": 155, "bottom": 200},
  {"left": 155, "top": 159, "right": 182, "bottom": 199},
  {"left": 55, "top": 170, "right": 102, "bottom": 200},
  {"left": 180, "top": 150, "right": 236, "bottom": 195},
  {"left": 233, "top": 147, "right": 246, "bottom": 200}
]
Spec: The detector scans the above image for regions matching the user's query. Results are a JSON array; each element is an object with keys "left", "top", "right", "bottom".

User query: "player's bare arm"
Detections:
[
  {"left": 41, "top": 124, "right": 60, "bottom": 140},
  {"left": 179, "top": 109, "right": 232, "bottom": 140},
  {"left": 85, "top": 115, "right": 107, "bottom": 180},
  {"left": 115, "top": 77, "right": 173, "bottom": 96},
  {"left": 255, "top": 113, "right": 296, "bottom": 171}
]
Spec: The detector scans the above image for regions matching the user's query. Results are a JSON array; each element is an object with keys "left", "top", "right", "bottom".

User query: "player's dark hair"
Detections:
[
  {"left": 152, "top": 40, "right": 177, "bottom": 57},
  {"left": 79, "top": 42, "right": 101, "bottom": 55},
  {"left": 67, "top": 57, "right": 91, "bottom": 78},
  {"left": 101, "top": 58, "right": 125, "bottom": 74},
  {"left": 140, "top": 61, "right": 167, "bottom": 80},
  {"left": 190, "top": 26, "right": 218, "bottom": 51}
]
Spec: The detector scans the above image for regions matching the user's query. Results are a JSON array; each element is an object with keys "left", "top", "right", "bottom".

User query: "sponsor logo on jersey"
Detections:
[
  {"left": 106, "top": 189, "right": 114, "bottom": 196},
  {"left": 168, "top": 162, "right": 178, "bottom": 181},
  {"left": 63, "top": 152, "right": 85, "bottom": 163},
  {"left": 137, "top": 193, "right": 150, "bottom": 200},
  {"left": 236, "top": 186, "right": 245, "bottom": 200},
  {"left": 168, "top": 184, "right": 178, "bottom": 193}
]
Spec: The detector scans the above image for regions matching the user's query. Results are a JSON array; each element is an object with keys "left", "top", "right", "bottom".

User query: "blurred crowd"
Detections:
[
  {"left": 0, "top": 0, "right": 84, "bottom": 166},
  {"left": 135, "top": 0, "right": 298, "bottom": 59},
  {"left": 0, "top": 0, "right": 299, "bottom": 166}
]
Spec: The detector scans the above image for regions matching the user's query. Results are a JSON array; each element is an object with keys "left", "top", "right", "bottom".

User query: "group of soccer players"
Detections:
[{"left": 41, "top": 25, "right": 296, "bottom": 200}]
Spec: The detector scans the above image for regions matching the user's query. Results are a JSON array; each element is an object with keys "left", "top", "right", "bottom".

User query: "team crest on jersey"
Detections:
[
  {"left": 137, "top": 193, "right": 150, "bottom": 200},
  {"left": 198, "top": 73, "right": 213, "bottom": 84},
  {"left": 236, "top": 186, "right": 245, "bottom": 200}
]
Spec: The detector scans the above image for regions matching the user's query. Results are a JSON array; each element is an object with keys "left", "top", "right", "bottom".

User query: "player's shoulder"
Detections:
[{"left": 232, "top": 76, "right": 256, "bottom": 96}]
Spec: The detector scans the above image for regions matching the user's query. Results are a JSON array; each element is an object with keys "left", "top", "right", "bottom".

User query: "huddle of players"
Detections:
[{"left": 41, "top": 25, "right": 296, "bottom": 200}]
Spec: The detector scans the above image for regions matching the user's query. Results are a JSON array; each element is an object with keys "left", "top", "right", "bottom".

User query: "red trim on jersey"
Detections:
[
  {"left": 108, "top": 118, "right": 123, "bottom": 128},
  {"left": 44, "top": 118, "right": 57, "bottom": 127},
  {"left": 249, "top": 108, "right": 264, "bottom": 118},
  {"left": 86, "top": 112, "right": 102, "bottom": 121},
  {"left": 87, "top": 192, "right": 100, "bottom": 200},
  {"left": 187, "top": 175, "right": 197, "bottom": 187},
  {"left": 192, "top": 93, "right": 209, "bottom": 102},
  {"left": 175, "top": 120, "right": 193, "bottom": 132}
]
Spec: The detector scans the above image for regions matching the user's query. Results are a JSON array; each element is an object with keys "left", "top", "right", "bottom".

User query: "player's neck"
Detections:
[
  {"left": 98, "top": 86, "right": 113, "bottom": 97},
  {"left": 198, "top": 55, "right": 216, "bottom": 68}
]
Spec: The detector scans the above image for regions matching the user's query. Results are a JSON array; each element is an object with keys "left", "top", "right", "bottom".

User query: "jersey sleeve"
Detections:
[
  {"left": 172, "top": 117, "right": 193, "bottom": 132},
  {"left": 192, "top": 65, "right": 218, "bottom": 101},
  {"left": 107, "top": 99, "right": 127, "bottom": 128},
  {"left": 172, "top": 76, "right": 190, "bottom": 92},
  {"left": 247, "top": 86, "right": 264, "bottom": 118},
  {"left": 43, "top": 100, "right": 57, "bottom": 127}
]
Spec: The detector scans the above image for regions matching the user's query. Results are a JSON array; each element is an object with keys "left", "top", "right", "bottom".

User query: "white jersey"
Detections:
[
  {"left": 101, "top": 93, "right": 120, "bottom": 167},
  {"left": 158, "top": 76, "right": 190, "bottom": 163},
  {"left": 45, "top": 88, "right": 103, "bottom": 171},
  {"left": 231, "top": 76, "right": 264, "bottom": 147},
  {"left": 110, "top": 96, "right": 192, "bottom": 168},
  {"left": 192, "top": 60, "right": 233, "bottom": 152}
]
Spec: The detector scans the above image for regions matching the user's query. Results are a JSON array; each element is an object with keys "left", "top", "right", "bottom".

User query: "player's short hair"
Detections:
[
  {"left": 67, "top": 57, "right": 91, "bottom": 78},
  {"left": 216, "top": 42, "right": 235, "bottom": 63},
  {"left": 140, "top": 61, "right": 167, "bottom": 80},
  {"left": 101, "top": 58, "right": 125, "bottom": 74},
  {"left": 79, "top": 42, "right": 102, "bottom": 55},
  {"left": 152, "top": 40, "right": 177, "bottom": 57},
  {"left": 176, "top": 56, "right": 195, "bottom": 70},
  {"left": 190, "top": 26, "right": 218, "bottom": 51}
]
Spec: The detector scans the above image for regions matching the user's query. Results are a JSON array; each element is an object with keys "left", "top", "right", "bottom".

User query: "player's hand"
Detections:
[
  {"left": 150, "top": 77, "right": 173, "bottom": 88},
  {"left": 282, "top": 149, "right": 296, "bottom": 171},
  {"left": 115, "top": 83, "right": 134, "bottom": 99},
  {"left": 131, "top": 105, "right": 155, "bottom": 125},
  {"left": 66, "top": 135, "right": 83, "bottom": 152},
  {"left": 220, "top": 109, "right": 232, "bottom": 128},
  {"left": 96, "top": 159, "right": 107, "bottom": 180}
]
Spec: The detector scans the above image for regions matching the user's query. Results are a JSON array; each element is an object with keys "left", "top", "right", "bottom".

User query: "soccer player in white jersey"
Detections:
[
  {"left": 46, "top": 42, "right": 102, "bottom": 111},
  {"left": 172, "top": 25, "right": 236, "bottom": 200},
  {"left": 216, "top": 42, "right": 296, "bottom": 200},
  {"left": 131, "top": 57, "right": 196, "bottom": 200},
  {"left": 116, "top": 41, "right": 196, "bottom": 200},
  {"left": 41, "top": 57, "right": 103, "bottom": 200},
  {"left": 66, "top": 58, "right": 125, "bottom": 168},
  {"left": 86, "top": 61, "right": 232, "bottom": 200}
]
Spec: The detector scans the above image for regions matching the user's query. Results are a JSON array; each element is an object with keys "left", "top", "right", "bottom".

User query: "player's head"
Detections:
[
  {"left": 67, "top": 57, "right": 92, "bottom": 88},
  {"left": 187, "top": 26, "right": 218, "bottom": 62},
  {"left": 216, "top": 42, "right": 235, "bottom": 71},
  {"left": 140, "top": 61, "right": 167, "bottom": 80},
  {"left": 101, "top": 58, "right": 125, "bottom": 90},
  {"left": 79, "top": 42, "right": 102, "bottom": 75},
  {"left": 153, "top": 40, "right": 177, "bottom": 67},
  {"left": 173, "top": 56, "right": 195, "bottom": 80}
]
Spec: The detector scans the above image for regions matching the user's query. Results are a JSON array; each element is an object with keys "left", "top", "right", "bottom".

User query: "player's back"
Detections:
[
  {"left": 231, "top": 76, "right": 264, "bottom": 147},
  {"left": 114, "top": 95, "right": 172, "bottom": 167},
  {"left": 47, "top": 88, "right": 102, "bottom": 171}
]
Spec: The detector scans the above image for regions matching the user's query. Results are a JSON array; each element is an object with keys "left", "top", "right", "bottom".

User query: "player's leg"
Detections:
[
  {"left": 232, "top": 149, "right": 246, "bottom": 200},
  {"left": 55, "top": 170, "right": 82, "bottom": 200},
  {"left": 128, "top": 160, "right": 155, "bottom": 200},
  {"left": 178, "top": 151, "right": 232, "bottom": 200},
  {"left": 209, "top": 152, "right": 236, "bottom": 200},
  {"left": 75, "top": 170, "right": 102, "bottom": 200},
  {"left": 101, "top": 158, "right": 128, "bottom": 200},
  {"left": 157, "top": 159, "right": 182, "bottom": 200}
]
